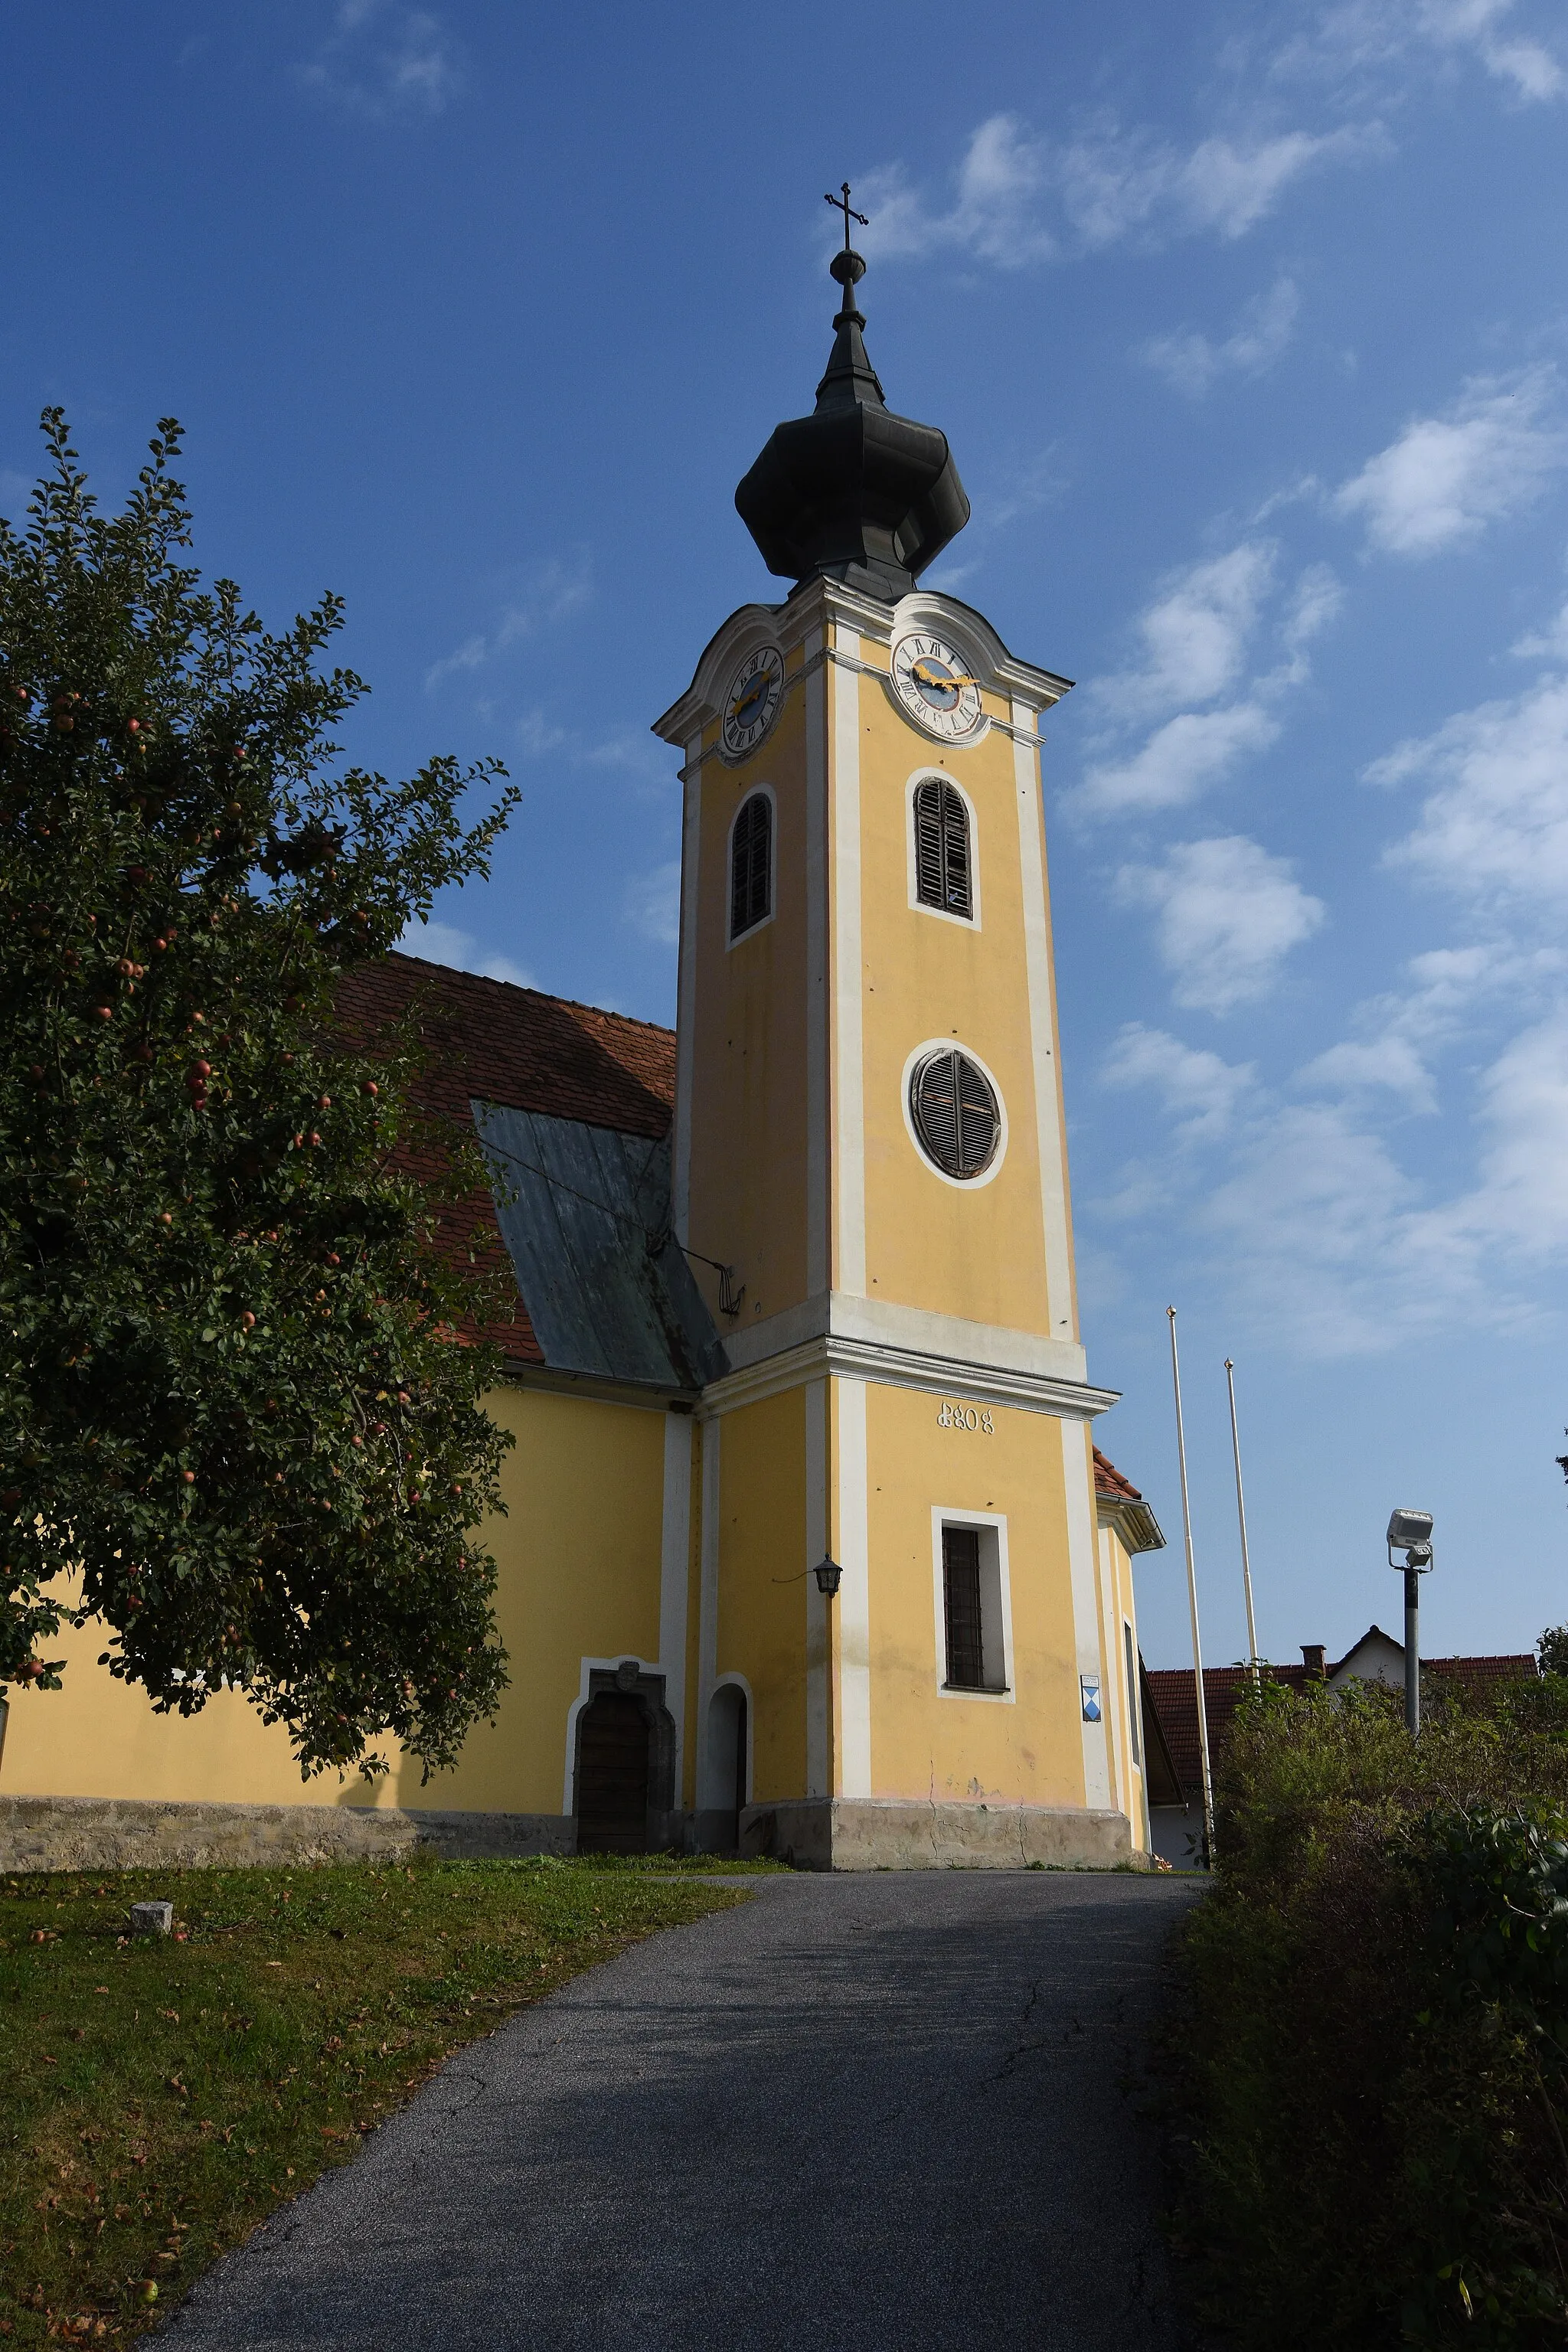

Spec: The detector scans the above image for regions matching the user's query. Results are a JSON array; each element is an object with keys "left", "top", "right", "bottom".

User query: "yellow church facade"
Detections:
[{"left": 0, "top": 234, "right": 1166, "bottom": 1872}]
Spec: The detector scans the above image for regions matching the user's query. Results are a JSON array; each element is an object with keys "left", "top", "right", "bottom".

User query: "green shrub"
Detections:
[{"left": 1176, "top": 1676, "right": 1568, "bottom": 2347}]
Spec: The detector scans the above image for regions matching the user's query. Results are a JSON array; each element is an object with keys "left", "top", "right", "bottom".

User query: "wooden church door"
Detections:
[{"left": 575, "top": 1692, "right": 652, "bottom": 1854}]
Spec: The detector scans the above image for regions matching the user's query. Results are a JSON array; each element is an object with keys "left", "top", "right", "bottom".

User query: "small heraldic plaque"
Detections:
[{"left": 1080, "top": 1675, "right": 1102, "bottom": 1724}]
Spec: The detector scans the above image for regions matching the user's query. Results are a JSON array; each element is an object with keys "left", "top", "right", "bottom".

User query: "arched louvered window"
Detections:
[
  {"left": 730, "top": 791, "right": 773, "bottom": 940},
  {"left": 910, "top": 1047, "right": 1001, "bottom": 1181},
  {"left": 913, "top": 778, "right": 972, "bottom": 920}
]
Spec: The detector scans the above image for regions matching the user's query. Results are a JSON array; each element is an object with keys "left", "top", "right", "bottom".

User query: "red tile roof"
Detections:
[
  {"left": 1093, "top": 1447, "right": 1143, "bottom": 1502},
  {"left": 333, "top": 953, "right": 677, "bottom": 1366},
  {"left": 336, "top": 953, "right": 675, "bottom": 1138},
  {"left": 1145, "top": 1651, "right": 1540, "bottom": 1799}
]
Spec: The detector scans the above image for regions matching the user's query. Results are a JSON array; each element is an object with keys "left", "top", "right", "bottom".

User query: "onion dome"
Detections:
[{"left": 734, "top": 222, "right": 971, "bottom": 603}]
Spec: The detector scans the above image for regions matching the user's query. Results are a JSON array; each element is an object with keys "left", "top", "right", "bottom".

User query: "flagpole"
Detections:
[
  {"left": 1225, "top": 1357, "right": 1261, "bottom": 1680},
  {"left": 1168, "top": 1307, "right": 1215, "bottom": 1864}
]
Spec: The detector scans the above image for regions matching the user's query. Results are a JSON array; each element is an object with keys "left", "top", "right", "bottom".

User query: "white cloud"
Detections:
[
  {"left": 1073, "top": 547, "right": 1341, "bottom": 817},
  {"left": 856, "top": 113, "right": 1376, "bottom": 272},
  {"left": 1375, "top": 674, "right": 1568, "bottom": 906},
  {"left": 1296, "top": 1034, "right": 1438, "bottom": 1109},
  {"left": 1197, "top": 1099, "right": 1430, "bottom": 1351},
  {"left": 299, "top": 0, "right": 462, "bottom": 117},
  {"left": 425, "top": 552, "right": 593, "bottom": 691},
  {"left": 1101, "top": 1023, "right": 1256, "bottom": 1137},
  {"left": 1513, "top": 598, "right": 1568, "bottom": 662},
  {"left": 1081, "top": 703, "right": 1282, "bottom": 816},
  {"left": 1281, "top": 563, "right": 1346, "bottom": 654},
  {"left": 1117, "top": 835, "right": 1326, "bottom": 1012},
  {"left": 622, "top": 861, "right": 681, "bottom": 948},
  {"left": 399, "top": 917, "right": 533, "bottom": 990},
  {"left": 1142, "top": 278, "right": 1301, "bottom": 397},
  {"left": 515, "top": 708, "right": 569, "bottom": 758},
  {"left": 1333, "top": 367, "right": 1567, "bottom": 557},
  {"left": 1285, "top": 0, "right": 1564, "bottom": 102},
  {"left": 1105, "top": 543, "right": 1277, "bottom": 717},
  {"left": 1429, "top": 1009, "right": 1568, "bottom": 1255}
]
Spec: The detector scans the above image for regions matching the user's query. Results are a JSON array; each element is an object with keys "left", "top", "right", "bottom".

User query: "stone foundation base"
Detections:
[
  {"left": 739, "top": 1796, "right": 1142, "bottom": 1872},
  {"left": 0, "top": 1795, "right": 574, "bottom": 1874}
]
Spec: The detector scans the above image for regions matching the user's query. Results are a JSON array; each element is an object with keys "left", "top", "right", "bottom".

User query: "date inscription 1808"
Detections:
[{"left": 937, "top": 1401, "right": 994, "bottom": 1432}]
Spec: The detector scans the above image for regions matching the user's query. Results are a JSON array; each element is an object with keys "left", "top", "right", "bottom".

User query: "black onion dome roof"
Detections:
[{"left": 735, "top": 247, "right": 970, "bottom": 603}]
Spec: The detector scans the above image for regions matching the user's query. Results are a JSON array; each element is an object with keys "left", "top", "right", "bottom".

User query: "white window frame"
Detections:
[
  {"left": 1124, "top": 1620, "right": 1142, "bottom": 1773},
  {"left": 905, "top": 768, "right": 982, "bottom": 930},
  {"left": 930, "top": 1507, "right": 1015, "bottom": 1704},
  {"left": 900, "top": 1037, "right": 1010, "bottom": 1192},
  {"left": 726, "top": 782, "right": 777, "bottom": 949}
]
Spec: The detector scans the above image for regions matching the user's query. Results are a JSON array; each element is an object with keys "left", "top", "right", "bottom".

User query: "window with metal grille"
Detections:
[
  {"left": 942, "top": 1527, "right": 985, "bottom": 1688},
  {"left": 910, "top": 1047, "right": 1001, "bottom": 1180},
  {"left": 913, "top": 778, "right": 972, "bottom": 918},
  {"left": 730, "top": 791, "right": 773, "bottom": 939}
]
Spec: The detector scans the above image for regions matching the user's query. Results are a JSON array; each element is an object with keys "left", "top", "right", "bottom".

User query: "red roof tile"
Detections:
[
  {"left": 336, "top": 953, "right": 675, "bottom": 1137},
  {"left": 1093, "top": 1446, "right": 1144, "bottom": 1503},
  {"left": 333, "top": 954, "right": 677, "bottom": 1367},
  {"left": 1145, "top": 1652, "right": 1539, "bottom": 1798}
]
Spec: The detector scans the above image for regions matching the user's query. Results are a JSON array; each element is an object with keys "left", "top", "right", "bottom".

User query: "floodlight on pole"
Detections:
[{"left": 1386, "top": 1508, "right": 1434, "bottom": 1736}]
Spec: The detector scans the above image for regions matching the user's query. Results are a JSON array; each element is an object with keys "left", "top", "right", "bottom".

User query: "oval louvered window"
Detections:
[
  {"left": 910, "top": 1048, "right": 1001, "bottom": 1181},
  {"left": 913, "top": 778, "right": 972, "bottom": 919},
  {"left": 730, "top": 791, "right": 773, "bottom": 939}
]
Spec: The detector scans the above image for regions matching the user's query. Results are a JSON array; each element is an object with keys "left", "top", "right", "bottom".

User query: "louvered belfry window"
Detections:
[
  {"left": 913, "top": 778, "right": 972, "bottom": 918},
  {"left": 730, "top": 792, "right": 773, "bottom": 939},
  {"left": 910, "top": 1047, "right": 1001, "bottom": 1180},
  {"left": 942, "top": 1526, "right": 987, "bottom": 1690}
]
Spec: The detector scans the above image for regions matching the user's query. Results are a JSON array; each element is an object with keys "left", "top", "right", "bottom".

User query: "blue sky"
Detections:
[{"left": 7, "top": 1, "right": 1568, "bottom": 1669}]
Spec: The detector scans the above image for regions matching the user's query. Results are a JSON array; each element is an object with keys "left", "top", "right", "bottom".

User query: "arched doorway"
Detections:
[
  {"left": 704, "top": 1682, "right": 749, "bottom": 1854},
  {"left": 575, "top": 1691, "right": 652, "bottom": 1855}
]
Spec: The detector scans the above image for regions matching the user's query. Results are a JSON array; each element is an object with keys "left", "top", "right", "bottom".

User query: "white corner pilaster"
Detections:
[
  {"left": 672, "top": 731, "right": 704, "bottom": 1243},
  {"left": 805, "top": 639, "right": 830, "bottom": 1300},
  {"left": 831, "top": 634, "right": 866, "bottom": 1298},
  {"left": 694, "top": 1416, "right": 721, "bottom": 1779},
  {"left": 805, "top": 1374, "right": 829, "bottom": 1796},
  {"left": 1014, "top": 702, "right": 1075, "bottom": 1342},
  {"left": 1061, "top": 1417, "right": 1112, "bottom": 1808},
  {"left": 835, "top": 1374, "right": 872, "bottom": 1798},
  {"left": 658, "top": 1411, "right": 694, "bottom": 1791}
]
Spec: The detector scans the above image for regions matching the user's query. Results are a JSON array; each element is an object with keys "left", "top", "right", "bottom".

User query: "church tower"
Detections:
[{"left": 654, "top": 211, "right": 1148, "bottom": 1865}]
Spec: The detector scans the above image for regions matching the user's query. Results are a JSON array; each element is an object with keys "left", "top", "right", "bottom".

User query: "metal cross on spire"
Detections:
[{"left": 825, "top": 181, "right": 869, "bottom": 251}]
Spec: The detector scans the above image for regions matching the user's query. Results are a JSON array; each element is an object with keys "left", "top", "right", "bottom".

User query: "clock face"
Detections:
[
  {"left": 721, "top": 645, "right": 785, "bottom": 760},
  {"left": 890, "top": 633, "right": 984, "bottom": 741}
]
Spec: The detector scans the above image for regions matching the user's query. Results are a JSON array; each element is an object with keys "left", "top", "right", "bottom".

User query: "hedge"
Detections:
[{"left": 1174, "top": 1672, "right": 1568, "bottom": 2346}]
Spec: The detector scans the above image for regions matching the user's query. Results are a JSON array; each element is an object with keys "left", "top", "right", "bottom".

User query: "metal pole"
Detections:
[
  {"left": 1224, "top": 1358, "right": 1261, "bottom": 1677},
  {"left": 1404, "top": 1564, "right": 1420, "bottom": 1736},
  {"left": 1168, "top": 1308, "right": 1216, "bottom": 1863}
]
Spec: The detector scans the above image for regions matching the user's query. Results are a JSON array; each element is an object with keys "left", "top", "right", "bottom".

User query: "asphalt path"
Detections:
[{"left": 170, "top": 1870, "right": 1201, "bottom": 2352}]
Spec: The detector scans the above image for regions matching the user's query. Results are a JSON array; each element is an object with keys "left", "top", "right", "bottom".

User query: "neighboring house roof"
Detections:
[
  {"left": 1093, "top": 1446, "right": 1166, "bottom": 1554},
  {"left": 1144, "top": 1643, "right": 1540, "bottom": 1803},
  {"left": 334, "top": 953, "right": 714, "bottom": 1388}
]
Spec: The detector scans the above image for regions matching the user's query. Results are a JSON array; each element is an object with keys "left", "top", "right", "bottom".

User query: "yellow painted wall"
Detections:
[
  {"left": 685, "top": 652, "right": 813, "bottom": 1331},
  {"left": 860, "top": 1380, "right": 1087, "bottom": 1808},
  {"left": 2, "top": 1382, "right": 669, "bottom": 1822},
  {"left": 405, "top": 1383, "right": 665, "bottom": 1815},
  {"left": 711, "top": 1387, "right": 808, "bottom": 1804},
  {"left": 849, "top": 655, "right": 1058, "bottom": 1338}
]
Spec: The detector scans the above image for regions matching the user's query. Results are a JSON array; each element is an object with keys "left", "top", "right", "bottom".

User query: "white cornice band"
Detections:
[{"left": 702, "top": 1331, "right": 1119, "bottom": 1423}]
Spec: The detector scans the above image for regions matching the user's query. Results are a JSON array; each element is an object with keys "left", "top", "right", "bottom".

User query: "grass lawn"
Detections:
[{"left": 0, "top": 1855, "right": 754, "bottom": 2344}]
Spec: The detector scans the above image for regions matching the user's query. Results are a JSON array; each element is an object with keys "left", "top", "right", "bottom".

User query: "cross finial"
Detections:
[{"left": 825, "top": 181, "right": 868, "bottom": 252}]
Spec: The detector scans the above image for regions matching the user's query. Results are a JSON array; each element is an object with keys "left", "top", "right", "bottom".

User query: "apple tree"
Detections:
[{"left": 0, "top": 412, "right": 522, "bottom": 1778}]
